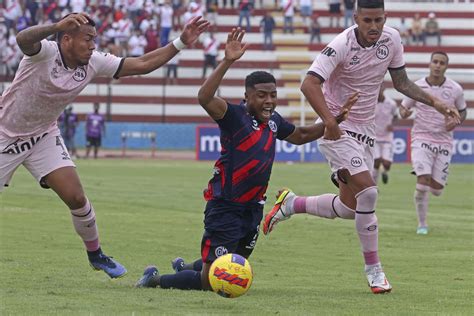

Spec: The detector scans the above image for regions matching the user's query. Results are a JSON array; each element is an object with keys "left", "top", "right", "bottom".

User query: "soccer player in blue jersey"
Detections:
[{"left": 136, "top": 28, "right": 358, "bottom": 290}]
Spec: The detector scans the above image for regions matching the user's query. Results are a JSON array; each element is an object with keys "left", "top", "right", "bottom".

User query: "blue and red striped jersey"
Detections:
[{"left": 204, "top": 102, "right": 295, "bottom": 204}]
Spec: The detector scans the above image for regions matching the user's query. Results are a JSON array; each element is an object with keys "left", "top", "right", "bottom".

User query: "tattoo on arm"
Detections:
[
  {"left": 16, "top": 24, "right": 57, "bottom": 55},
  {"left": 390, "top": 67, "right": 434, "bottom": 106}
]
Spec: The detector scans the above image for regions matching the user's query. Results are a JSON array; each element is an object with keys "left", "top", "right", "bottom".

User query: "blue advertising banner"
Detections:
[{"left": 196, "top": 125, "right": 474, "bottom": 163}]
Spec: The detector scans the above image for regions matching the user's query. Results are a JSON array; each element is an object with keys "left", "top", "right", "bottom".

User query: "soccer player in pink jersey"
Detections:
[
  {"left": 0, "top": 13, "right": 209, "bottom": 278},
  {"left": 262, "top": 0, "right": 460, "bottom": 294},
  {"left": 373, "top": 85, "right": 399, "bottom": 184},
  {"left": 400, "top": 52, "right": 467, "bottom": 235}
]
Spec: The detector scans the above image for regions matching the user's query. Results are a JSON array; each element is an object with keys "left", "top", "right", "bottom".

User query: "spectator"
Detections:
[
  {"left": 423, "top": 12, "right": 441, "bottom": 46},
  {"left": 343, "top": 0, "right": 355, "bottom": 29},
  {"left": 222, "top": 0, "right": 236, "bottom": 9},
  {"left": 299, "top": 0, "right": 312, "bottom": 27},
  {"left": 309, "top": 13, "right": 321, "bottom": 44},
  {"left": 260, "top": 11, "right": 276, "bottom": 50},
  {"left": 70, "top": 0, "right": 86, "bottom": 14},
  {"left": 398, "top": 17, "right": 410, "bottom": 45},
  {"left": 171, "top": 0, "right": 184, "bottom": 30},
  {"left": 206, "top": 0, "right": 219, "bottom": 26},
  {"left": 201, "top": 32, "right": 220, "bottom": 78},
  {"left": 281, "top": 0, "right": 295, "bottom": 34},
  {"left": 58, "top": 105, "right": 79, "bottom": 159},
  {"left": 411, "top": 13, "right": 423, "bottom": 46},
  {"left": 128, "top": 29, "right": 147, "bottom": 57},
  {"left": 156, "top": 0, "right": 174, "bottom": 47},
  {"left": 166, "top": 51, "right": 180, "bottom": 85},
  {"left": 238, "top": 0, "right": 253, "bottom": 32},
  {"left": 144, "top": 24, "right": 160, "bottom": 53},
  {"left": 328, "top": 0, "right": 341, "bottom": 28},
  {"left": 3, "top": 0, "right": 22, "bottom": 30},
  {"left": 86, "top": 103, "right": 106, "bottom": 160}
]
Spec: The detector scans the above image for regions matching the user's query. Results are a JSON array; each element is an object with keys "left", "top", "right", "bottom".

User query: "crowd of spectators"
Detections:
[{"left": 1, "top": 0, "right": 445, "bottom": 78}]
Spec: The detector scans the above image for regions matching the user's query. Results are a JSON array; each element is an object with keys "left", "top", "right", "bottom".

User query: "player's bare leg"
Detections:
[
  {"left": 381, "top": 160, "right": 392, "bottom": 184},
  {"left": 44, "top": 166, "right": 126, "bottom": 278},
  {"left": 373, "top": 158, "right": 382, "bottom": 184}
]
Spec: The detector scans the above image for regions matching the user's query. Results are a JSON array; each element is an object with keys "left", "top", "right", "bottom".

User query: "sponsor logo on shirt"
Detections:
[
  {"left": 349, "top": 55, "right": 360, "bottom": 65},
  {"left": 215, "top": 246, "right": 228, "bottom": 257},
  {"left": 350, "top": 46, "right": 360, "bottom": 52},
  {"left": 321, "top": 46, "right": 337, "bottom": 57},
  {"left": 251, "top": 119, "right": 260, "bottom": 130},
  {"left": 73, "top": 67, "right": 87, "bottom": 82},
  {"left": 376, "top": 44, "right": 389, "bottom": 60}
]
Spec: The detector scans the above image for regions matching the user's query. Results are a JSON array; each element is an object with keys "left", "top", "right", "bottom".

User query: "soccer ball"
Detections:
[{"left": 208, "top": 253, "right": 253, "bottom": 298}]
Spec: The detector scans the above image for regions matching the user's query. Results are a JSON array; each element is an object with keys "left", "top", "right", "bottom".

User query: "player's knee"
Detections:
[
  {"left": 430, "top": 187, "right": 443, "bottom": 197},
  {"left": 355, "top": 186, "right": 378, "bottom": 213},
  {"left": 415, "top": 184, "right": 430, "bottom": 201},
  {"left": 382, "top": 161, "right": 391, "bottom": 170},
  {"left": 67, "top": 193, "right": 88, "bottom": 210}
]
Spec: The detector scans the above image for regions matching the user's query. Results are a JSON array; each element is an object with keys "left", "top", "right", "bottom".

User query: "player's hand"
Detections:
[
  {"left": 335, "top": 92, "right": 359, "bottom": 123},
  {"left": 224, "top": 28, "right": 250, "bottom": 62},
  {"left": 433, "top": 99, "right": 461, "bottom": 125},
  {"left": 180, "top": 16, "right": 210, "bottom": 45},
  {"left": 55, "top": 13, "right": 90, "bottom": 32},
  {"left": 399, "top": 105, "right": 412, "bottom": 119},
  {"left": 445, "top": 116, "right": 458, "bottom": 132},
  {"left": 324, "top": 120, "right": 343, "bottom": 140}
]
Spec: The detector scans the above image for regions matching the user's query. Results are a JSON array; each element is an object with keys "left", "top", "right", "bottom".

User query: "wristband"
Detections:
[{"left": 172, "top": 37, "right": 186, "bottom": 50}]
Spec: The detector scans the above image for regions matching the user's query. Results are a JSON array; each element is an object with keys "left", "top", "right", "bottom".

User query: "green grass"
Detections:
[{"left": 1, "top": 159, "right": 473, "bottom": 315}]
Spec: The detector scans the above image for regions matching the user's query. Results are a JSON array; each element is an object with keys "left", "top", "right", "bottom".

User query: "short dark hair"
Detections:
[
  {"left": 245, "top": 71, "right": 276, "bottom": 89},
  {"left": 357, "top": 0, "right": 384, "bottom": 9},
  {"left": 431, "top": 51, "right": 449, "bottom": 64},
  {"left": 57, "top": 13, "right": 96, "bottom": 42}
]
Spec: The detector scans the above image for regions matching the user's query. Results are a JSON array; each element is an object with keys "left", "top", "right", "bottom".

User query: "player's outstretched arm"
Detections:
[
  {"left": 198, "top": 28, "right": 249, "bottom": 120},
  {"left": 117, "top": 16, "right": 210, "bottom": 77},
  {"left": 16, "top": 13, "right": 90, "bottom": 56},
  {"left": 301, "top": 74, "right": 342, "bottom": 140},
  {"left": 285, "top": 92, "right": 358, "bottom": 145},
  {"left": 389, "top": 67, "right": 461, "bottom": 124}
]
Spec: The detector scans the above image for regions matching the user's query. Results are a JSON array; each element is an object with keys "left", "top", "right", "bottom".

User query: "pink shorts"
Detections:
[
  {"left": 411, "top": 139, "right": 452, "bottom": 186},
  {"left": 0, "top": 128, "right": 75, "bottom": 191},
  {"left": 374, "top": 141, "right": 394, "bottom": 162}
]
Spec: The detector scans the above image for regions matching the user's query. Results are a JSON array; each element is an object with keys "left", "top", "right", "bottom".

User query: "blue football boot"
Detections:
[
  {"left": 171, "top": 257, "right": 185, "bottom": 273},
  {"left": 88, "top": 250, "right": 127, "bottom": 279},
  {"left": 136, "top": 266, "right": 160, "bottom": 288}
]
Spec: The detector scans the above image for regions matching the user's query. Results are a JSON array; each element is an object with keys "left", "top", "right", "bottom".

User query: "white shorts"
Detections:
[
  {"left": 411, "top": 139, "right": 452, "bottom": 186},
  {"left": 317, "top": 126, "right": 375, "bottom": 176},
  {"left": 0, "top": 129, "right": 75, "bottom": 192},
  {"left": 374, "top": 141, "right": 394, "bottom": 162}
]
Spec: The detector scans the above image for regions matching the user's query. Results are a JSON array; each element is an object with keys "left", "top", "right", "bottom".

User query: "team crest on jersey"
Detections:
[
  {"left": 441, "top": 90, "right": 452, "bottom": 99},
  {"left": 73, "top": 67, "right": 87, "bottom": 82},
  {"left": 268, "top": 120, "right": 277, "bottom": 133},
  {"left": 376, "top": 45, "right": 389, "bottom": 60},
  {"left": 251, "top": 119, "right": 260, "bottom": 130}
]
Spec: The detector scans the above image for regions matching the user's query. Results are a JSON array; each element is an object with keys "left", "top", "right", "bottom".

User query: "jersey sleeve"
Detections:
[
  {"left": 454, "top": 87, "right": 467, "bottom": 111},
  {"left": 24, "top": 39, "right": 57, "bottom": 62},
  {"left": 388, "top": 30, "right": 405, "bottom": 69},
  {"left": 307, "top": 34, "right": 347, "bottom": 82},
  {"left": 215, "top": 103, "right": 246, "bottom": 133},
  {"left": 273, "top": 112, "right": 296, "bottom": 140},
  {"left": 91, "top": 51, "right": 124, "bottom": 79}
]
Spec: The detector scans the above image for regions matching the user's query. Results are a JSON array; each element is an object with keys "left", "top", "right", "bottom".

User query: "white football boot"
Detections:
[
  {"left": 365, "top": 264, "right": 392, "bottom": 294},
  {"left": 263, "top": 189, "right": 296, "bottom": 235}
]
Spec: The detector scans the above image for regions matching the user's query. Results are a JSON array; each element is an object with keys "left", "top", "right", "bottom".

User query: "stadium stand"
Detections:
[{"left": 1, "top": 1, "right": 473, "bottom": 126}]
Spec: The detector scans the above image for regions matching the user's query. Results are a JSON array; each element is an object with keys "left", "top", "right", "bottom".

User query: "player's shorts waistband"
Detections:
[{"left": 345, "top": 130, "right": 375, "bottom": 147}]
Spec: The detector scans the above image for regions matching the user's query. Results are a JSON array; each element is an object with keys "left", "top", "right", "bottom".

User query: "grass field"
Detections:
[{"left": 1, "top": 159, "right": 473, "bottom": 315}]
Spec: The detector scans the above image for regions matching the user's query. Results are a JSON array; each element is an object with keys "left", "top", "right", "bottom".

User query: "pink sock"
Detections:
[
  {"left": 294, "top": 197, "right": 307, "bottom": 213},
  {"left": 355, "top": 187, "right": 380, "bottom": 265},
  {"left": 294, "top": 194, "right": 355, "bottom": 219},
  {"left": 70, "top": 198, "right": 100, "bottom": 252},
  {"left": 415, "top": 184, "right": 430, "bottom": 227}
]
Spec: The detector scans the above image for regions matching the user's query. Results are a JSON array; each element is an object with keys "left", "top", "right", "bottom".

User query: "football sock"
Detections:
[
  {"left": 159, "top": 271, "right": 203, "bottom": 290},
  {"left": 70, "top": 198, "right": 100, "bottom": 252},
  {"left": 372, "top": 169, "right": 379, "bottom": 184},
  {"left": 355, "top": 186, "right": 380, "bottom": 265},
  {"left": 415, "top": 184, "right": 430, "bottom": 227},
  {"left": 182, "top": 259, "right": 203, "bottom": 271},
  {"left": 294, "top": 195, "right": 355, "bottom": 219}
]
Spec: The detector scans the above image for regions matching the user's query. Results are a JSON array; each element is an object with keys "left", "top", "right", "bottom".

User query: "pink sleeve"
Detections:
[
  {"left": 307, "top": 34, "right": 346, "bottom": 81},
  {"left": 24, "top": 39, "right": 57, "bottom": 63},
  {"left": 454, "top": 86, "right": 467, "bottom": 111},
  {"left": 91, "top": 51, "right": 124, "bottom": 79},
  {"left": 388, "top": 31, "right": 405, "bottom": 69}
]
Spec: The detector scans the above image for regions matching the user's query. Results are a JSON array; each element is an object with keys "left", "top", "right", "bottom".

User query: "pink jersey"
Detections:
[
  {"left": 0, "top": 39, "right": 122, "bottom": 138},
  {"left": 374, "top": 95, "right": 398, "bottom": 142},
  {"left": 308, "top": 25, "right": 405, "bottom": 127},
  {"left": 401, "top": 77, "right": 466, "bottom": 145}
]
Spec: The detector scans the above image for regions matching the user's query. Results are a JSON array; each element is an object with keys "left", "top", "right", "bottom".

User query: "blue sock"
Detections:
[{"left": 159, "top": 270, "right": 203, "bottom": 290}]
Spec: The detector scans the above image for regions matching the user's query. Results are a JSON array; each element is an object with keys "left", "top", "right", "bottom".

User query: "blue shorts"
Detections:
[{"left": 201, "top": 199, "right": 263, "bottom": 263}]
